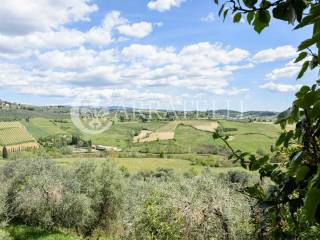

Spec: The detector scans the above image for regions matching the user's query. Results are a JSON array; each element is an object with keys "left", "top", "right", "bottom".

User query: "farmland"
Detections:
[
  {"left": 2, "top": 117, "right": 282, "bottom": 155},
  {"left": 0, "top": 117, "right": 282, "bottom": 172},
  {"left": 21, "top": 118, "right": 66, "bottom": 138},
  {"left": 0, "top": 122, "right": 38, "bottom": 151}
]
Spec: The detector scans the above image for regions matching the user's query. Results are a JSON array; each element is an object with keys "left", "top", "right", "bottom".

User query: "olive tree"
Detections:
[{"left": 0, "top": 158, "right": 122, "bottom": 237}]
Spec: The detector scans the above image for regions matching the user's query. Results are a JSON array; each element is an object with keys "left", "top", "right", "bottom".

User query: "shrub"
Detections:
[
  {"left": 0, "top": 229, "right": 12, "bottom": 240},
  {"left": 0, "top": 181, "right": 8, "bottom": 227},
  {"left": 0, "top": 158, "right": 123, "bottom": 237},
  {"left": 152, "top": 168, "right": 174, "bottom": 179},
  {"left": 119, "top": 166, "right": 130, "bottom": 177},
  {"left": 223, "top": 170, "right": 250, "bottom": 187},
  {"left": 122, "top": 176, "right": 254, "bottom": 239}
]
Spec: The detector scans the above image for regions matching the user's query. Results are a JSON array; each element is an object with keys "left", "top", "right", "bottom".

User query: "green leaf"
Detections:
[
  {"left": 288, "top": 3, "right": 297, "bottom": 24},
  {"left": 247, "top": 12, "right": 254, "bottom": 24},
  {"left": 304, "top": 187, "right": 320, "bottom": 222},
  {"left": 298, "top": 32, "right": 320, "bottom": 51},
  {"left": 295, "top": 85, "right": 310, "bottom": 98},
  {"left": 292, "top": 0, "right": 307, "bottom": 22},
  {"left": 310, "top": 56, "right": 318, "bottom": 70},
  {"left": 243, "top": 0, "right": 257, "bottom": 8},
  {"left": 294, "top": 52, "right": 308, "bottom": 63},
  {"left": 276, "top": 132, "right": 286, "bottom": 146},
  {"left": 233, "top": 12, "right": 242, "bottom": 23},
  {"left": 283, "top": 130, "right": 294, "bottom": 148},
  {"left": 272, "top": 2, "right": 290, "bottom": 22},
  {"left": 294, "top": 15, "right": 320, "bottom": 30},
  {"left": 311, "top": 100, "right": 320, "bottom": 119},
  {"left": 245, "top": 184, "right": 264, "bottom": 199},
  {"left": 297, "top": 61, "right": 310, "bottom": 79},
  {"left": 296, "top": 165, "right": 309, "bottom": 181},
  {"left": 253, "top": 10, "right": 270, "bottom": 33},
  {"left": 212, "top": 132, "right": 220, "bottom": 139}
]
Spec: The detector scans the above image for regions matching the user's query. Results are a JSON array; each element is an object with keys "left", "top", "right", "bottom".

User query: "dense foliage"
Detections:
[
  {"left": 122, "top": 170, "right": 255, "bottom": 240},
  {"left": 214, "top": 0, "right": 320, "bottom": 238},
  {"left": 0, "top": 158, "right": 257, "bottom": 239},
  {"left": 0, "top": 158, "right": 122, "bottom": 238}
]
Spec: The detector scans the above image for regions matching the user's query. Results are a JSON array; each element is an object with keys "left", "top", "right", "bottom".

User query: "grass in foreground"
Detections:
[{"left": 5, "top": 225, "right": 79, "bottom": 240}]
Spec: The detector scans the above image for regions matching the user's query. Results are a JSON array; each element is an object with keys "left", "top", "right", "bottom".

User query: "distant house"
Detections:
[{"left": 0, "top": 121, "right": 39, "bottom": 156}]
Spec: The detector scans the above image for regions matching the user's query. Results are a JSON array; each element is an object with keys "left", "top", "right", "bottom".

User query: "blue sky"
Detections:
[{"left": 0, "top": 0, "right": 316, "bottom": 111}]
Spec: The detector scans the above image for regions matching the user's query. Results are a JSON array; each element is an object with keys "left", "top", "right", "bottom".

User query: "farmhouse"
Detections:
[{"left": 0, "top": 121, "right": 39, "bottom": 155}]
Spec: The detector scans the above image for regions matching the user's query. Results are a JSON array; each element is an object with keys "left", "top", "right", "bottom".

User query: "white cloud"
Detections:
[
  {"left": 147, "top": 0, "right": 186, "bottom": 12},
  {"left": 260, "top": 82, "right": 302, "bottom": 92},
  {"left": 201, "top": 12, "right": 215, "bottom": 22},
  {"left": 1, "top": 42, "right": 251, "bottom": 101},
  {"left": 0, "top": 11, "right": 154, "bottom": 58},
  {"left": 0, "top": 0, "right": 98, "bottom": 35},
  {"left": 0, "top": 2, "right": 254, "bottom": 103},
  {"left": 253, "top": 45, "right": 297, "bottom": 63},
  {"left": 266, "top": 61, "right": 301, "bottom": 80},
  {"left": 117, "top": 22, "right": 153, "bottom": 38}
]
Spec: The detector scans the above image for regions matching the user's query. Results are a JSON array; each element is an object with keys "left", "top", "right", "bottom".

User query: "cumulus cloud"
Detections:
[
  {"left": 201, "top": 12, "right": 215, "bottom": 22},
  {"left": 260, "top": 82, "right": 302, "bottom": 92},
  {"left": 0, "top": 11, "right": 154, "bottom": 58},
  {"left": 0, "top": 0, "right": 98, "bottom": 35},
  {"left": 253, "top": 45, "right": 297, "bottom": 63},
  {"left": 117, "top": 22, "right": 153, "bottom": 38},
  {"left": 147, "top": 0, "right": 186, "bottom": 12},
  {"left": 0, "top": 1, "right": 256, "bottom": 105},
  {"left": 0, "top": 42, "right": 252, "bottom": 102},
  {"left": 266, "top": 61, "right": 302, "bottom": 80}
]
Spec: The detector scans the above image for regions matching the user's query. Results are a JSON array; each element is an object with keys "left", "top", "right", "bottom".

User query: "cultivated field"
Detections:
[
  {"left": 0, "top": 121, "right": 37, "bottom": 146},
  {"left": 0, "top": 121, "right": 39, "bottom": 152},
  {"left": 18, "top": 118, "right": 281, "bottom": 154},
  {"left": 21, "top": 118, "right": 66, "bottom": 138},
  {"left": 134, "top": 120, "right": 220, "bottom": 142}
]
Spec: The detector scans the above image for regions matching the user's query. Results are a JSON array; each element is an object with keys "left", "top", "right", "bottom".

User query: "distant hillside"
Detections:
[
  {"left": 214, "top": 109, "right": 278, "bottom": 119},
  {"left": 0, "top": 99, "right": 278, "bottom": 121},
  {"left": 0, "top": 100, "right": 70, "bottom": 121}
]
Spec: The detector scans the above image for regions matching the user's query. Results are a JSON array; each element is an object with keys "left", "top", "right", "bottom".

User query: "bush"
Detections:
[
  {"left": 0, "top": 158, "right": 123, "bottom": 237},
  {"left": 224, "top": 170, "right": 250, "bottom": 186},
  {"left": 152, "top": 168, "right": 174, "bottom": 179},
  {"left": 0, "top": 181, "right": 8, "bottom": 226},
  {"left": 122, "top": 176, "right": 254, "bottom": 239},
  {"left": 0, "top": 229, "right": 12, "bottom": 240}
]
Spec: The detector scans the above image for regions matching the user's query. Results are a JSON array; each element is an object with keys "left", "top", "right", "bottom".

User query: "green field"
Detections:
[
  {"left": 18, "top": 118, "right": 281, "bottom": 155},
  {"left": 218, "top": 120, "right": 280, "bottom": 152},
  {"left": 21, "top": 118, "right": 66, "bottom": 138}
]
